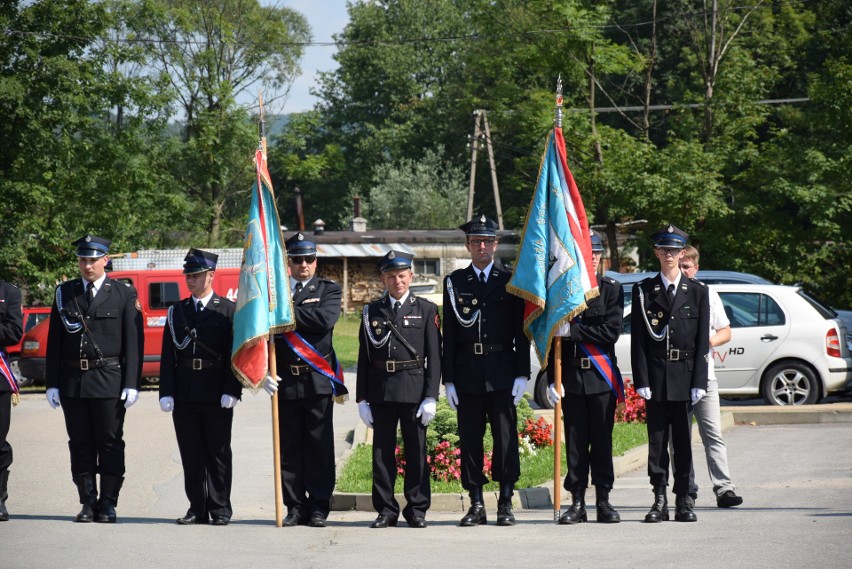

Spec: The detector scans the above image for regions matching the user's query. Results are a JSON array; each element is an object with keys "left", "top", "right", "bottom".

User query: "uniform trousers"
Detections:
[
  {"left": 457, "top": 389, "right": 520, "bottom": 490},
  {"left": 173, "top": 401, "right": 234, "bottom": 518},
  {"left": 562, "top": 390, "right": 616, "bottom": 492},
  {"left": 646, "top": 398, "right": 692, "bottom": 495},
  {"left": 0, "top": 393, "right": 11, "bottom": 471},
  {"left": 280, "top": 394, "right": 335, "bottom": 517},
  {"left": 370, "top": 402, "right": 430, "bottom": 519},
  {"left": 670, "top": 379, "right": 735, "bottom": 497},
  {"left": 59, "top": 395, "right": 126, "bottom": 478}
]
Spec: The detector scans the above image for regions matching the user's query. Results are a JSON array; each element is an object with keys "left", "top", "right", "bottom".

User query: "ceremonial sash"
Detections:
[
  {"left": 578, "top": 342, "right": 625, "bottom": 403},
  {"left": 282, "top": 331, "right": 348, "bottom": 399},
  {"left": 0, "top": 352, "right": 20, "bottom": 406}
]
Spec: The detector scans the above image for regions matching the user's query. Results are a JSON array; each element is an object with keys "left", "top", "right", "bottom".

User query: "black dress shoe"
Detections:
[
  {"left": 283, "top": 511, "right": 308, "bottom": 527},
  {"left": 716, "top": 490, "right": 743, "bottom": 508},
  {"left": 75, "top": 504, "right": 95, "bottom": 523},
  {"left": 369, "top": 514, "right": 398, "bottom": 528},
  {"left": 211, "top": 516, "right": 230, "bottom": 526},
  {"left": 674, "top": 495, "right": 697, "bottom": 522},
  {"left": 308, "top": 513, "right": 327, "bottom": 528},
  {"left": 176, "top": 511, "right": 208, "bottom": 525},
  {"left": 460, "top": 503, "right": 487, "bottom": 526},
  {"left": 404, "top": 515, "right": 427, "bottom": 529}
]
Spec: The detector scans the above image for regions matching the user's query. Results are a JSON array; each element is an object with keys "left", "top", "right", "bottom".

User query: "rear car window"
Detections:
[
  {"left": 718, "top": 292, "right": 786, "bottom": 328},
  {"left": 796, "top": 289, "right": 836, "bottom": 320}
]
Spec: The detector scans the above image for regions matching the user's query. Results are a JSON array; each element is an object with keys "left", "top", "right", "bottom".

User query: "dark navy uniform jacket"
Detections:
[
  {"left": 273, "top": 276, "right": 342, "bottom": 399},
  {"left": 442, "top": 264, "right": 529, "bottom": 393},
  {"left": 356, "top": 294, "right": 442, "bottom": 405},
  {"left": 46, "top": 276, "right": 143, "bottom": 398},
  {"left": 549, "top": 276, "right": 623, "bottom": 395},
  {"left": 630, "top": 274, "right": 710, "bottom": 401},
  {"left": 0, "top": 280, "right": 23, "bottom": 394},
  {"left": 159, "top": 294, "right": 241, "bottom": 403}
]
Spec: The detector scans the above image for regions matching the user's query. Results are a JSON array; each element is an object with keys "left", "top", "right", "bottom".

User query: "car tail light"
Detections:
[
  {"left": 826, "top": 328, "right": 841, "bottom": 358},
  {"left": 22, "top": 341, "right": 39, "bottom": 356}
]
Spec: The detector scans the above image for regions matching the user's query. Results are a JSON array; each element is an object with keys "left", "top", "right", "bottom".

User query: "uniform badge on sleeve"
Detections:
[
  {"left": 135, "top": 299, "right": 142, "bottom": 312},
  {"left": 434, "top": 314, "right": 441, "bottom": 328}
]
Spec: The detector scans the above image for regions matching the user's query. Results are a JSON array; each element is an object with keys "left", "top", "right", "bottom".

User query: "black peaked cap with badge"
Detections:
[
  {"left": 460, "top": 214, "right": 497, "bottom": 237},
  {"left": 590, "top": 230, "right": 605, "bottom": 253},
  {"left": 73, "top": 234, "right": 111, "bottom": 258},
  {"left": 286, "top": 232, "right": 317, "bottom": 256},
  {"left": 377, "top": 250, "right": 413, "bottom": 272},
  {"left": 650, "top": 224, "right": 689, "bottom": 249},
  {"left": 183, "top": 249, "right": 218, "bottom": 274}
]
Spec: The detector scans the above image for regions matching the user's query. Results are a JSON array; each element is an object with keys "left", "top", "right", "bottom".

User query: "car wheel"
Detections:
[
  {"left": 9, "top": 357, "right": 35, "bottom": 388},
  {"left": 534, "top": 369, "right": 553, "bottom": 409},
  {"left": 761, "top": 362, "right": 821, "bottom": 406}
]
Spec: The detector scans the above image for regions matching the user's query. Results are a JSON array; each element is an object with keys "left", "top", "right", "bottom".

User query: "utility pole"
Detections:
[{"left": 467, "top": 110, "right": 504, "bottom": 229}]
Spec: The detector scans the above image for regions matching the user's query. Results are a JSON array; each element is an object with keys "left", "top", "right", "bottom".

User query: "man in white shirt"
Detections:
[{"left": 679, "top": 246, "right": 743, "bottom": 508}]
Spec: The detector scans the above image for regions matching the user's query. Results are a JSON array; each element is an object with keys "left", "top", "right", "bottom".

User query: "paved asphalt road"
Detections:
[{"left": 2, "top": 384, "right": 851, "bottom": 568}]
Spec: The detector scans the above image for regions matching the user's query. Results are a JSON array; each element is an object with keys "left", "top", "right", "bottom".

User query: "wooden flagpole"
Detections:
[
  {"left": 553, "top": 337, "right": 563, "bottom": 522},
  {"left": 269, "top": 338, "right": 284, "bottom": 527}
]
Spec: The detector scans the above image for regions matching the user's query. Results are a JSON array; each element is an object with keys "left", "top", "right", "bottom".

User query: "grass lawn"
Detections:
[
  {"left": 333, "top": 313, "right": 361, "bottom": 370},
  {"left": 337, "top": 421, "right": 648, "bottom": 494}
]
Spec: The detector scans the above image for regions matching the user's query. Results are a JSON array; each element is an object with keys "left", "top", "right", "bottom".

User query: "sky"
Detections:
[{"left": 273, "top": 0, "right": 351, "bottom": 113}]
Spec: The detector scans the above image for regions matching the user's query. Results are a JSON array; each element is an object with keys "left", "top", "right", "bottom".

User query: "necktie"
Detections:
[
  {"left": 196, "top": 300, "right": 203, "bottom": 314},
  {"left": 86, "top": 283, "right": 95, "bottom": 303},
  {"left": 479, "top": 271, "right": 486, "bottom": 284},
  {"left": 393, "top": 300, "right": 401, "bottom": 313},
  {"left": 294, "top": 282, "right": 303, "bottom": 295},
  {"left": 667, "top": 284, "right": 675, "bottom": 304}
]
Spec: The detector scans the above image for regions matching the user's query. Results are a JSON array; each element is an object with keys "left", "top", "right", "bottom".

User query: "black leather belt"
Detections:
[
  {"left": 461, "top": 342, "right": 512, "bottom": 355},
  {"left": 285, "top": 354, "right": 333, "bottom": 376},
  {"left": 650, "top": 349, "right": 695, "bottom": 361},
  {"left": 63, "top": 357, "right": 120, "bottom": 370},
  {"left": 177, "top": 358, "right": 224, "bottom": 370},
  {"left": 566, "top": 355, "right": 618, "bottom": 368},
  {"left": 372, "top": 358, "right": 423, "bottom": 373}
]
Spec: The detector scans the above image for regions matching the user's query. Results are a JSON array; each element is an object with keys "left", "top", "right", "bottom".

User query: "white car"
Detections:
[{"left": 531, "top": 283, "right": 852, "bottom": 407}]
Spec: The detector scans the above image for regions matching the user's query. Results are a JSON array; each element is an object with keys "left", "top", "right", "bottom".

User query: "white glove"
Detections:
[
  {"left": 444, "top": 383, "right": 459, "bottom": 411},
  {"left": 636, "top": 387, "right": 652, "bottom": 400},
  {"left": 46, "top": 387, "right": 61, "bottom": 409},
  {"left": 121, "top": 388, "right": 139, "bottom": 408},
  {"left": 691, "top": 388, "right": 706, "bottom": 405},
  {"left": 358, "top": 400, "right": 373, "bottom": 428},
  {"left": 159, "top": 396, "right": 174, "bottom": 412},
  {"left": 263, "top": 374, "right": 280, "bottom": 396},
  {"left": 416, "top": 397, "right": 437, "bottom": 426},
  {"left": 511, "top": 377, "right": 528, "bottom": 406},
  {"left": 547, "top": 383, "right": 565, "bottom": 407},
  {"left": 221, "top": 394, "right": 238, "bottom": 409}
]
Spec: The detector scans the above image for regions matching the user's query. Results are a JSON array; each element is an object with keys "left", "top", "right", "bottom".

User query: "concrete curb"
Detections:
[{"left": 331, "top": 404, "right": 852, "bottom": 512}]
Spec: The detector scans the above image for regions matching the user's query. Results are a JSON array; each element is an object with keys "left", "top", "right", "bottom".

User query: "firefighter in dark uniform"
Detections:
[
  {"left": 262, "top": 232, "right": 346, "bottom": 528},
  {"left": 0, "top": 278, "right": 23, "bottom": 522},
  {"left": 159, "top": 249, "right": 241, "bottom": 526},
  {"left": 631, "top": 225, "right": 710, "bottom": 523},
  {"left": 356, "top": 250, "right": 442, "bottom": 529},
  {"left": 442, "top": 215, "right": 530, "bottom": 527},
  {"left": 546, "top": 231, "right": 623, "bottom": 525},
  {"left": 45, "top": 235, "right": 143, "bottom": 523}
]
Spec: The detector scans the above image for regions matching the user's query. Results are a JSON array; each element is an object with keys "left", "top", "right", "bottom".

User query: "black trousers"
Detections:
[
  {"left": 562, "top": 390, "right": 616, "bottom": 492},
  {"left": 279, "top": 394, "right": 335, "bottom": 517},
  {"left": 60, "top": 395, "right": 126, "bottom": 478},
  {"left": 173, "top": 401, "right": 234, "bottom": 519},
  {"left": 0, "top": 392, "right": 11, "bottom": 471},
  {"left": 646, "top": 399, "right": 692, "bottom": 495},
  {"left": 371, "top": 402, "right": 430, "bottom": 519},
  {"left": 457, "top": 389, "right": 520, "bottom": 490}
]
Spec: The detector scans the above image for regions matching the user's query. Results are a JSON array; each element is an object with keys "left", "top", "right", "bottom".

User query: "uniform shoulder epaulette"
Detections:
[
  {"left": 689, "top": 277, "right": 706, "bottom": 287},
  {"left": 415, "top": 295, "right": 438, "bottom": 307},
  {"left": 121, "top": 281, "right": 132, "bottom": 287},
  {"left": 602, "top": 276, "right": 618, "bottom": 286},
  {"left": 0, "top": 280, "right": 20, "bottom": 290},
  {"left": 319, "top": 277, "right": 337, "bottom": 284}
]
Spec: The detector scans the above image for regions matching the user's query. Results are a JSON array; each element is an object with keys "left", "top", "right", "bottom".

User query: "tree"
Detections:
[{"left": 131, "top": 0, "right": 310, "bottom": 245}]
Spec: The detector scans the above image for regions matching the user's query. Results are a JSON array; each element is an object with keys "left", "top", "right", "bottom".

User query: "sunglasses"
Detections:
[{"left": 289, "top": 255, "right": 316, "bottom": 265}]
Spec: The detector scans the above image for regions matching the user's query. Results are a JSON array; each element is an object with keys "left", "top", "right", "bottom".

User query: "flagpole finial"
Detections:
[{"left": 555, "top": 76, "right": 564, "bottom": 129}]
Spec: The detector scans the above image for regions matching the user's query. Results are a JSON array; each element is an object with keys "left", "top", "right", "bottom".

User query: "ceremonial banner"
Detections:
[
  {"left": 231, "top": 146, "right": 295, "bottom": 389},
  {"left": 507, "top": 127, "right": 598, "bottom": 369}
]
